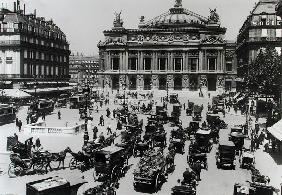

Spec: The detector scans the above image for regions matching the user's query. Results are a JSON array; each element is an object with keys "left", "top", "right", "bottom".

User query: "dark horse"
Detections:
[{"left": 48, "top": 147, "right": 71, "bottom": 170}]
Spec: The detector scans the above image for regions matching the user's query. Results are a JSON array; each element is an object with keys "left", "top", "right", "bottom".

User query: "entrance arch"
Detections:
[
  {"left": 112, "top": 76, "right": 119, "bottom": 90},
  {"left": 174, "top": 76, "right": 182, "bottom": 90},
  {"left": 208, "top": 76, "right": 217, "bottom": 91},
  {"left": 159, "top": 76, "right": 167, "bottom": 90},
  {"left": 144, "top": 76, "right": 151, "bottom": 90},
  {"left": 129, "top": 76, "right": 137, "bottom": 90}
]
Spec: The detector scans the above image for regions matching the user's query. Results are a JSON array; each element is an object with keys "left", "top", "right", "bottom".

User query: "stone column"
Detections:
[
  {"left": 217, "top": 50, "right": 221, "bottom": 72},
  {"left": 140, "top": 51, "right": 144, "bottom": 71},
  {"left": 125, "top": 51, "right": 128, "bottom": 72},
  {"left": 217, "top": 75, "right": 224, "bottom": 94},
  {"left": 199, "top": 50, "right": 203, "bottom": 72},
  {"left": 137, "top": 75, "right": 144, "bottom": 90}
]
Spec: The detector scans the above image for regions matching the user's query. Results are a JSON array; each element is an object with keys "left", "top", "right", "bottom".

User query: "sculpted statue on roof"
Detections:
[
  {"left": 208, "top": 8, "right": 220, "bottom": 23},
  {"left": 113, "top": 11, "right": 123, "bottom": 27},
  {"left": 174, "top": 0, "right": 182, "bottom": 8}
]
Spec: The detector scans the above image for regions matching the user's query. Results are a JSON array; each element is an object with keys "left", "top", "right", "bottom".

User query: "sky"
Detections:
[{"left": 2, "top": 0, "right": 259, "bottom": 55}]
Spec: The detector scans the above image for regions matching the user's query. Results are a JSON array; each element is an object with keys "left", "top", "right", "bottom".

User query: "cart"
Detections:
[
  {"left": 194, "top": 129, "right": 212, "bottom": 152},
  {"left": 93, "top": 146, "right": 128, "bottom": 182},
  {"left": 188, "top": 152, "right": 208, "bottom": 170},
  {"left": 133, "top": 149, "right": 167, "bottom": 192},
  {"left": 170, "top": 128, "right": 186, "bottom": 154}
]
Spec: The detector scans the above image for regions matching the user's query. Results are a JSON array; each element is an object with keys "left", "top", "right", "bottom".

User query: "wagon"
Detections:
[
  {"left": 194, "top": 129, "right": 212, "bottom": 152},
  {"left": 233, "top": 182, "right": 275, "bottom": 195},
  {"left": 170, "top": 128, "right": 186, "bottom": 154},
  {"left": 192, "top": 105, "right": 202, "bottom": 121},
  {"left": 188, "top": 152, "right": 208, "bottom": 170},
  {"left": 93, "top": 146, "right": 128, "bottom": 182},
  {"left": 187, "top": 121, "right": 200, "bottom": 138},
  {"left": 240, "top": 150, "right": 255, "bottom": 169},
  {"left": 133, "top": 141, "right": 150, "bottom": 157},
  {"left": 133, "top": 149, "right": 167, "bottom": 192}
]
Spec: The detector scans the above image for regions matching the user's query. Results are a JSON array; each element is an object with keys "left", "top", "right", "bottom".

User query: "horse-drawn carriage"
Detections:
[
  {"left": 121, "top": 125, "right": 141, "bottom": 144},
  {"left": 186, "top": 121, "right": 200, "bottom": 139},
  {"left": 240, "top": 149, "right": 255, "bottom": 169},
  {"left": 170, "top": 128, "right": 186, "bottom": 154},
  {"left": 93, "top": 146, "right": 128, "bottom": 182},
  {"left": 193, "top": 128, "right": 213, "bottom": 153},
  {"left": 206, "top": 113, "right": 227, "bottom": 129},
  {"left": 171, "top": 104, "right": 182, "bottom": 118},
  {"left": 152, "top": 132, "right": 167, "bottom": 149},
  {"left": 171, "top": 169, "right": 197, "bottom": 195},
  {"left": 170, "top": 93, "right": 179, "bottom": 104},
  {"left": 216, "top": 141, "right": 236, "bottom": 169},
  {"left": 192, "top": 105, "right": 203, "bottom": 121},
  {"left": 186, "top": 102, "right": 194, "bottom": 116},
  {"left": 133, "top": 149, "right": 167, "bottom": 192}
]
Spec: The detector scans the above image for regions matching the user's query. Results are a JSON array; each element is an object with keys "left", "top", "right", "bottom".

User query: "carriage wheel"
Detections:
[
  {"left": 154, "top": 173, "right": 160, "bottom": 192},
  {"left": 49, "top": 158, "right": 61, "bottom": 170},
  {"left": 33, "top": 162, "right": 44, "bottom": 172},
  {"left": 8, "top": 163, "right": 23, "bottom": 178},
  {"left": 69, "top": 158, "right": 77, "bottom": 170}
]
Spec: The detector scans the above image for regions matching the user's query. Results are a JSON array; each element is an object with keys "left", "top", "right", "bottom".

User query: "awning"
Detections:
[
  {"left": 268, "top": 119, "right": 282, "bottom": 141},
  {"left": 2, "top": 89, "right": 31, "bottom": 98}
]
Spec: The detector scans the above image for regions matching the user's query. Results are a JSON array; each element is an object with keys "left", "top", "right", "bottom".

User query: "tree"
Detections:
[{"left": 245, "top": 47, "right": 282, "bottom": 100}]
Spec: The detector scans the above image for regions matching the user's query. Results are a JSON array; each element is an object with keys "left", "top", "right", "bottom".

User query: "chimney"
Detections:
[
  {"left": 24, "top": 4, "right": 25, "bottom": 15},
  {"left": 14, "top": 2, "right": 16, "bottom": 12}
]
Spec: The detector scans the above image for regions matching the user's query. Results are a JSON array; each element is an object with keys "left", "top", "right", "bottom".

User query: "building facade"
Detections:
[
  {"left": 69, "top": 53, "right": 99, "bottom": 86},
  {"left": 237, "top": 0, "right": 282, "bottom": 83},
  {"left": 0, "top": 1, "right": 70, "bottom": 89},
  {"left": 98, "top": 0, "right": 237, "bottom": 92}
]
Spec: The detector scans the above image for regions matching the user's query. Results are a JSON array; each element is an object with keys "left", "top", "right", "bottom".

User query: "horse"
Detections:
[{"left": 48, "top": 147, "right": 70, "bottom": 170}]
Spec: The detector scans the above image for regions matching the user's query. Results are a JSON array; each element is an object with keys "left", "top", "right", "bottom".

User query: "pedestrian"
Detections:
[
  {"left": 13, "top": 133, "right": 18, "bottom": 143},
  {"left": 93, "top": 126, "right": 98, "bottom": 140},
  {"left": 208, "top": 93, "right": 210, "bottom": 98},
  {"left": 99, "top": 115, "right": 104, "bottom": 126},
  {"left": 107, "top": 125, "right": 112, "bottom": 135},
  {"left": 15, "top": 117, "right": 19, "bottom": 127},
  {"left": 183, "top": 103, "right": 185, "bottom": 110},
  {"left": 83, "top": 131, "right": 89, "bottom": 145},
  {"left": 113, "top": 109, "right": 116, "bottom": 118},
  {"left": 58, "top": 110, "right": 61, "bottom": 120},
  {"left": 116, "top": 120, "right": 122, "bottom": 130},
  {"left": 106, "top": 108, "right": 111, "bottom": 118},
  {"left": 42, "top": 112, "right": 46, "bottom": 121},
  {"left": 26, "top": 115, "right": 29, "bottom": 124},
  {"left": 193, "top": 160, "right": 202, "bottom": 181},
  {"left": 100, "top": 101, "right": 103, "bottom": 108},
  {"left": 99, "top": 132, "right": 105, "bottom": 145},
  {"left": 18, "top": 120, "right": 22, "bottom": 132}
]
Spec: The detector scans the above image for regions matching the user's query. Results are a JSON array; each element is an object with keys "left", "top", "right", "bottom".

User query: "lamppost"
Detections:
[{"left": 83, "top": 85, "right": 90, "bottom": 145}]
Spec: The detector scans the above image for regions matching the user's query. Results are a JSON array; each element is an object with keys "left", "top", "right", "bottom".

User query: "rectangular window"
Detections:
[
  {"left": 24, "top": 63, "right": 28, "bottom": 75},
  {"left": 46, "top": 67, "right": 49, "bottom": 75},
  {"left": 276, "top": 29, "right": 282, "bottom": 37},
  {"left": 261, "top": 29, "right": 268, "bottom": 37},
  {"left": 41, "top": 53, "right": 45, "bottom": 60},
  {"left": 129, "top": 58, "right": 137, "bottom": 70},
  {"left": 56, "top": 67, "right": 58, "bottom": 75},
  {"left": 226, "top": 62, "right": 232, "bottom": 72},
  {"left": 41, "top": 65, "right": 45, "bottom": 75},
  {"left": 36, "top": 65, "right": 39, "bottom": 75},
  {"left": 159, "top": 58, "right": 166, "bottom": 71},
  {"left": 0, "top": 57, "right": 2, "bottom": 63},
  {"left": 6, "top": 57, "right": 13, "bottom": 64},
  {"left": 174, "top": 58, "right": 182, "bottom": 71},
  {"left": 51, "top": 67, "right": 53, "bottom": 75},
  {"left": 208, "top": 58, "right": 216, "bottom": 71},
  {"left": 112, "top": 58, "right": 119, "bottom": 70},
  {"left": 144, "top": 58, "right": 151, "bottom": 70},
  {"left": 189, "top": 58, "right": 198, "bottom": 71},
  {"left": 24, "top": 50, "right": 28, "bottom": 58}
]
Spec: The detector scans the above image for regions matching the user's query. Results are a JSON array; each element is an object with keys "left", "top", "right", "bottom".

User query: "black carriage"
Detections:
[
  {"left": 153, "top": 132, "right": 167, "bottom": 148},
  {"left": 186, "top": 102, "right": 194, "bottom": 116},
  {"left": 194, "top": 128, "right": 212, "bottom": 152},
  {"left": 187, "top": 121, "right": 200, "bottom": 138},
  {"left": 229, "top": 132, "right": 246, "bottom": 154},
  {"left": 11, "top": 138, "right": 33, "bottom": 159},
  {"left": 240, "top": 149, "right": 255, "bottom": 169},
  {"left": 133, "top": 149, "right": 167, "bottom": 192},
  {"left": 192, "top": 105, "right": 202, "bottom": 121},
  {"left": 170, "top": 128, "right": 186, "bottom": 154},
  {"left": 216, "top": 141, "right": 236, "bottom": 169},
  {"left": 171, "top": 169, "right": 197, "bottom": 195},
  {"left": 188, "top": 152, "right": 208, "bottom": 170},
  {"left": 93, "top": 146, "right": 128, "bottom": 182},
  {"left": 133, "top": 141, "right": 150, "bottom": 157},
  {"left": 170, "top": 93, "right": 179, "bottom": 104},
  {"left": 206, "top": 113, "right": 227, "bottom": 129},
  {"left": 171, "top": 104, "right": 182, "bottom": 118}
]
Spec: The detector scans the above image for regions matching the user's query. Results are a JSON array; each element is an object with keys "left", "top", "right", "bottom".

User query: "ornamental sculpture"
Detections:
[
  {"left": 208, "top": 8, "right": 220, "bottom": 23},
  {"left": 174, "top": 0, "right": 182, "bottom": 8},
  {"left": 113, "top": 11, "right": 123, "bottom": 28}
]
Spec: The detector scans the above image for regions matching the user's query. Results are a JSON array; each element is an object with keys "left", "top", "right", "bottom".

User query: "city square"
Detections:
[{"left": 0, "top": 0, "right": 281, "bottom": 195}]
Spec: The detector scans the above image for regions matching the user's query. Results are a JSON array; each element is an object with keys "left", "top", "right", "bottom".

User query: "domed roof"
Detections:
[{"left": 139, "top": 6, "right": 208, "bottom": 29}]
